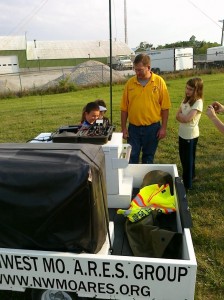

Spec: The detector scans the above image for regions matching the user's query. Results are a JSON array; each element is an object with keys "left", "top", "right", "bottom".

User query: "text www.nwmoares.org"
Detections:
[{"left": 0, "top": 274, "right": 151, "bottom": 297}]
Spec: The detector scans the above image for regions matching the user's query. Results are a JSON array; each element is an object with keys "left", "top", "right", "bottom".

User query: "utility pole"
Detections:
[
  {"left": 219, "top": 19, "right": 224, "bottom": 46},
  {"left": 109, "top": 0, "right": 113, "bottom": 124},
  {"left": 124, "top": 0, "right": 128, "bottom": 44}
]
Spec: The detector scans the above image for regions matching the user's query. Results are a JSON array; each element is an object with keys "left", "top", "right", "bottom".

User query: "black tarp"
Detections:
[{"left": 0, "top": 143, "right": 109, "bottom": 254}]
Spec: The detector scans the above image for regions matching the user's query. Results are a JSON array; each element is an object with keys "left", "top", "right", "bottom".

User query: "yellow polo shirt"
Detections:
[{"left": 121, "top": 73, "right": 171, "bottom": 126}]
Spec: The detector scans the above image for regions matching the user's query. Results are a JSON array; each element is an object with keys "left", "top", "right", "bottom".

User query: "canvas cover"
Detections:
[{"left": 0, "top": 143, "right": 109, "bottom": 254}]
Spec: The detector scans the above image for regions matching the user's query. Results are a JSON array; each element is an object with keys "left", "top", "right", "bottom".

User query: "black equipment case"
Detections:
[
  {"left": 51, "top": 124, "right": 114, "bottom": 145},
  {"left": 0, "top": 143, "right": 109, "bottom": 254}
]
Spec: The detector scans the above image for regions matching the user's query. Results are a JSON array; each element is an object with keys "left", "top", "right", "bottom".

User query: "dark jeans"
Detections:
[
  {"left": 127, "top": 122, "right": 160, "bottom": 164},
  {"left": 179, "top": 136, "right": 198, "bottom": 190}
]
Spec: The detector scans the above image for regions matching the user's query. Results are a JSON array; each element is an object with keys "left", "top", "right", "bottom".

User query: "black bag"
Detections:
[
  {"left": 125, "top": 170, "right": 181, "bottom": 259},
  {"left": 125, "top": 211, "right": 182, "bottom": 259},
  {"left": 0, "top": 143, "right": 109, "bottom": 254}
]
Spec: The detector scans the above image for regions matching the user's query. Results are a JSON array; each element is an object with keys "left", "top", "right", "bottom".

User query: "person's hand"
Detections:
[
  {"left": 157, "top": 127, "right": 166, "bottom": 140},
  {"left": 122, "top": 128, "right": 129, "bottom": 139},
  {"left": 206, "top": 105, "right": 216, "bottom": 119},
  {"left": 211, "top": 101, "right": 224, "bottom": 113}
]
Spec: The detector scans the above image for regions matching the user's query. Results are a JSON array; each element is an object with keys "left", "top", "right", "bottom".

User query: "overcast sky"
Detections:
[{"left": 0, "top": 0, "right": 223, "bottom": 48}]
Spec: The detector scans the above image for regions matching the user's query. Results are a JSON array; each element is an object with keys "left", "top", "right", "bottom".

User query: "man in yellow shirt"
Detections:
[{"left": 121, "top": 54, "right": 171, "bottom": 164}]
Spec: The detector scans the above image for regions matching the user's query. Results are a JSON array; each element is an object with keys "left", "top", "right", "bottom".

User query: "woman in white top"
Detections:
[{"left": 176, "top": 78, "right": 204, "bottom": 191}]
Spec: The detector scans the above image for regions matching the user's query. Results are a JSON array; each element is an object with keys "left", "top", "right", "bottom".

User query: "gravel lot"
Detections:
[{"left": 0, "top": 61, "right": 135, "bottom": 93}]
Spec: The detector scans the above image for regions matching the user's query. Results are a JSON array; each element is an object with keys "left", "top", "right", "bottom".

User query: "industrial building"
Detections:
[{"left": 0, "top": 35, "right": 134, "bottom": 74}]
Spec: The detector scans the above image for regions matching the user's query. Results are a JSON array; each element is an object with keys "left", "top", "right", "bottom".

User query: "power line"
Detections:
[
  {"left": 6, "top": 0, "right": 49, "bottom": 37},
  {"left": 187, "top": 0, "right": 222, "bottom": 29}
]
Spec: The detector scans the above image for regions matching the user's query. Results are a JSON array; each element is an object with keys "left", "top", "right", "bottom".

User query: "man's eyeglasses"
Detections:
[{"left": 133, "top": 67, "right": 149, "bottom": 73}]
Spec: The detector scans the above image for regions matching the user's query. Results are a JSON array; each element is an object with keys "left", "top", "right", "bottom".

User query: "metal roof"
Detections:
[
  {"left": 26, "top": 40, "right": 134, "bottom": 60},
  {"left": 0, "top": 35, "right": 134, "bottom": 60},
  {"left": 0, "top": 36, "right": 26, "bottom": 50}
]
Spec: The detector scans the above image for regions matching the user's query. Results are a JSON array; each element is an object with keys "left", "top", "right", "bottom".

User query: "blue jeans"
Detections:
[{"left": 127, "top": 122, "right": 160, "bottom": 164}]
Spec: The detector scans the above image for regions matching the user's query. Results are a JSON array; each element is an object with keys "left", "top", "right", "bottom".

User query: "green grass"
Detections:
[{"left": 0, "top": 73, "right": 224, "bottom": 299}]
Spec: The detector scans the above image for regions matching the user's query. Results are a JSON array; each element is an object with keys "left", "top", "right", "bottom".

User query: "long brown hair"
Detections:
[{"left": 183, "top": 77, "right": 203, "bottom": 106}]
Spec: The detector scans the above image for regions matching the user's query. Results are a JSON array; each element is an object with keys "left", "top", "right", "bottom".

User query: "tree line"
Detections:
[{"left": 136, "top": 36, "right": 220, "bottom": 55}]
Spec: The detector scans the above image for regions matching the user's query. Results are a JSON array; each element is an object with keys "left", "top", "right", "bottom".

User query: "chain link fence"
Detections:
[{"left": 0, "top": 62, "right": 129, "bottom": 94}]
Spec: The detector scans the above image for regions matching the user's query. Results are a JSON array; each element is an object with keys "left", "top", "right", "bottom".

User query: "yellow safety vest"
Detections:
[{"left": 117, "top": 184, "right": 176, "bottom": 222}]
